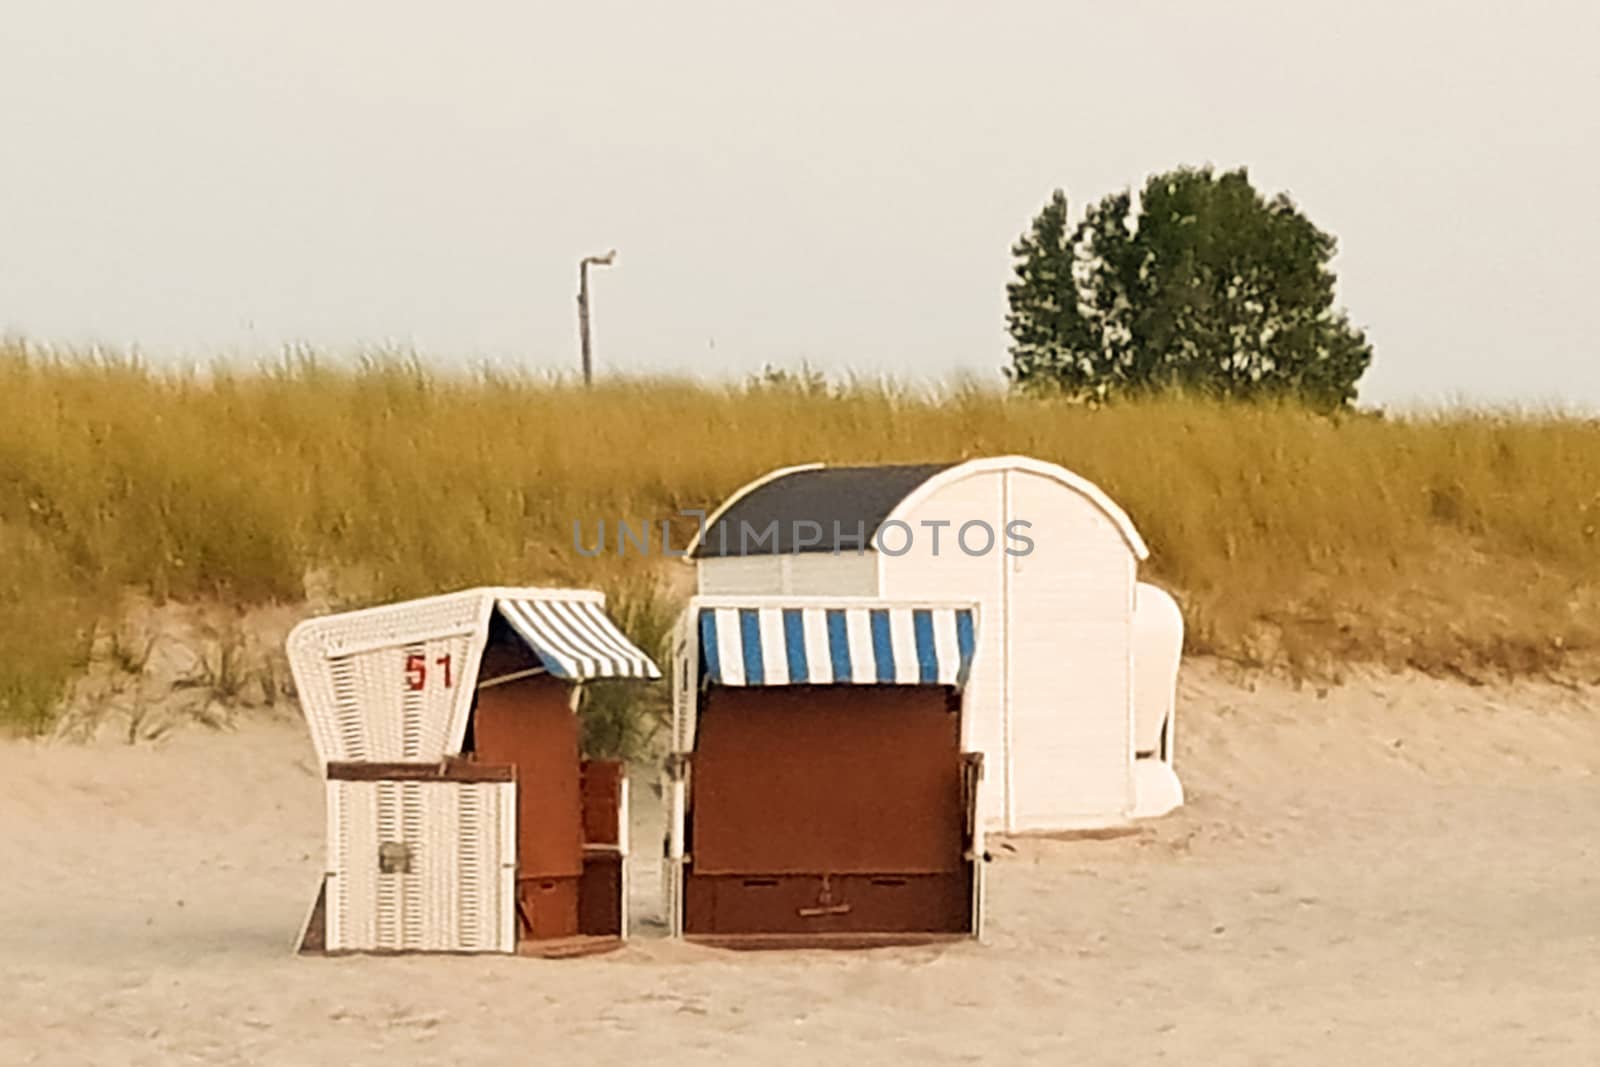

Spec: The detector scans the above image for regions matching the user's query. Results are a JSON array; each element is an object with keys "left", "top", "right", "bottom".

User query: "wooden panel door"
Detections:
[
  {"left": 473, "top": 675, "right": 583, "bottom": 940},
  {"left": 1005, "top": 469, "right": 1136, "bottom": 828}
]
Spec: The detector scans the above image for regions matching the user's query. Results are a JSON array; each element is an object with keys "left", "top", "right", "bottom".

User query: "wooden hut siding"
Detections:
[
  {"left": 1000, "top": 470, "right": 1137, "bottom": 828},
  {"left": 696, "top": 554, "right": 784, "bottom": 595},
  {"left": 324, "top": 777, "right": 516, "bottom": 953},
  {"left": 697, "top": 552, "right": 876, "bottom": 597},
  {"left": 784, "top": 552, "right": 878, "bottom": 596},
  {"left": 688, "top": 456, "right": 1169, "bottom": 833}
]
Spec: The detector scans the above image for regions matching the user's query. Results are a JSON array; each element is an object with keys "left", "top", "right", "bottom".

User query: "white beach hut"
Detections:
[
  {"left": 286, "top": 586, "right": 659, "bottom": 956},
  {"left": 686, "top": 456, "right": 1184, "bottom": 832}
]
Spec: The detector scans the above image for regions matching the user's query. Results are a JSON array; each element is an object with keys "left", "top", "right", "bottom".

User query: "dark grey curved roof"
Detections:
[{"left": 691, "top": 463, "right": 955, "bottom": 558}]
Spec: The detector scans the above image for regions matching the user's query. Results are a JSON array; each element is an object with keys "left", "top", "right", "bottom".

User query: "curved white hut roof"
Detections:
[{"left": 687, "top": 455, "right": 1148, "bottom": 560}]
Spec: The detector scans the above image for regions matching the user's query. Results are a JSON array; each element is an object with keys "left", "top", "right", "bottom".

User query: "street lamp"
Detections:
[{"left": 577, "top": 249, "right": 616, "bottom": 386}]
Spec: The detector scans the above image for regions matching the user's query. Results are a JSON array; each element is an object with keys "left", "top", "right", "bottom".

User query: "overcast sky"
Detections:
[{"left": 4, "top": 1, "right": 1596, "bottom": 407}]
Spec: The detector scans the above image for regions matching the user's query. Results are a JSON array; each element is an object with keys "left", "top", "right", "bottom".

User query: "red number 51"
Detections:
[{"left": 404, "top": 653, "right": 453, "bottom": 692}]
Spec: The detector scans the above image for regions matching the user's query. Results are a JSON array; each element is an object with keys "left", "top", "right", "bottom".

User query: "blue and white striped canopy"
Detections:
[
  {"left": 496, "top": 597, "right": 661, "bottom": 680},
  {"left": 698, "top": 604, "right": 976, "bottom": 689}
]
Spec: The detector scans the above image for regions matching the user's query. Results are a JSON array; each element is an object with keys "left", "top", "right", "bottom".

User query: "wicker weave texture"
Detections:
[{"left": 325, "top": 778, "right": 515, "bottom": 953}]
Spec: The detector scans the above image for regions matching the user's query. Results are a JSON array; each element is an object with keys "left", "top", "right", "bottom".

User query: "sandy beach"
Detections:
[{"left": 3, "top": 661, "right": 1597, "bottom": 1065}]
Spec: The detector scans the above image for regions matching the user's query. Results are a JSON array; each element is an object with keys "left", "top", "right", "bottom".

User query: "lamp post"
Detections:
[{"left": 577, "top": 250, "right": 616, "bottom": 386}]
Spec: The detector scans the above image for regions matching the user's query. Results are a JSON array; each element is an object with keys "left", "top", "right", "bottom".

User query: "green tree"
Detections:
[
  {"left": 1005, "top": 166, "right": 1373, "bottom": 409},
  {"left": 1004, "top": 189, "right": 1101, "bottom": 395}
]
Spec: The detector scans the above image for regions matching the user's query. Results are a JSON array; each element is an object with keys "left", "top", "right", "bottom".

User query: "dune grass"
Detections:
[{"left": 2, "top": 340, "right": 1598, "bottom": 731}]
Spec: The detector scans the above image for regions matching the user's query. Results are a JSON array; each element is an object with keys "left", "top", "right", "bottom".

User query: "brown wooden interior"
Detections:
[
  {"left": 578, "top": 850, "right": 623, "bottom": 937},
  {"left": 468, "top": 640, "right": 626, "bottom": 946},
  {"left": 580, "top": 761, "right": 623, "bottom": 847},
  {"left": 577, "top": 760, "right": 625, "bottom": 938},
  {"left": 684, "top": 685, "right": 975, "bottom": 942}
]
